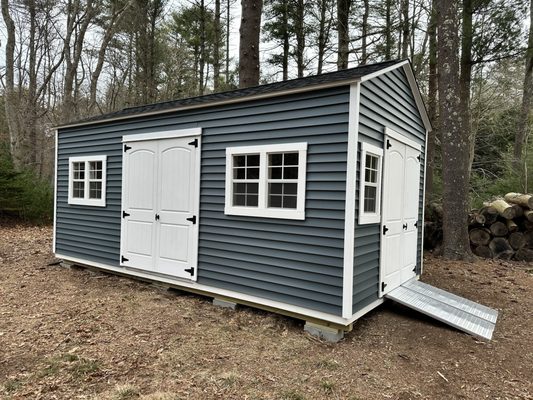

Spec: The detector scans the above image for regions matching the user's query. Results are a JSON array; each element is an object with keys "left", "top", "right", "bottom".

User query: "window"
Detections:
[
  {"left": 225, "top": 143, "right": 307, "bottom": 220},
  {"left": 68, "top": 155, "right": 107, "bottom": 207},
  {"left": 358, "top": 142, "right": 383, "bottom": 224}
]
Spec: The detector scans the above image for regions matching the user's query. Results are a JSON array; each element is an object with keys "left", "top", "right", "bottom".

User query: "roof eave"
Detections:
[{"left": 55, "top": 77, "right": 362, "bottom": 131}]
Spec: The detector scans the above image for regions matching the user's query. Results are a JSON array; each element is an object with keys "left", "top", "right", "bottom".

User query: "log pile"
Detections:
[{"left": 469, "top": 193, "right": 533, "bottom": 261}]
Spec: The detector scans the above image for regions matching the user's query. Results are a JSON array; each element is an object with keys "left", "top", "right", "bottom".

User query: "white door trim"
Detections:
[
  {"left": 384, "top": 127, "right": 422, "bottom": 152},
  {"left": 120, "top": 128, "right": 202, "bottom": 281},
  {"left": 123, "top": 127, "right": 202, "bottom": 143},
  {"left": 379, "top": 133, "right": 421, "bottom": 297}
]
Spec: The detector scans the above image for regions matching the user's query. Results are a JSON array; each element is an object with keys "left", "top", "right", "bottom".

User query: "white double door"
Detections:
[
  {"left": 380, "top": 135, "right": 421, "bottom": 295},
  {"left": 120, "top": 135, "right": 200, "bottom": 280}
]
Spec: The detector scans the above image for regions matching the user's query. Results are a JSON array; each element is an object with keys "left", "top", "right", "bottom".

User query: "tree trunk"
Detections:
[
  {"left": 384, "top": 0, "right": 392, "bottom": 59},
  {"left": 337, "top": 0, "right": 350, "bottom": 70},
  {"left": 295, "top": 0, "right": 305, "bottom": 78},
  {"left": 437, "top": 0, "right": 474, "bottom": 260},
  {"left": 400, "top": 0, "right": 409, "bottom": 58},
  {"left": 512, "top": 0, "right": 533, "bottom": 189},
  {"left": 460, "top": 0, "right": 474, "bottom": 179},
  {"left": 361, "top": 0, "right": 369, "bottom": 64},
  {"left": 226, "top": 0, "right": 231, "bottom": 84},
  {"left": 425, "top": 0, "right": 438, "bottom": 204},
  {"left": 199, "top": 0, "right": 206, "bottom": 95},
  {"left": 316, "top": 0, "right": 328, "bottom": 74},
  {"left": 214, "top": 0, "right": 222, "bottom": 91},
  {"left": 239, "top": 0, "right": 263, "bottom": 88},
  {"left": 1, "top": 0, "right": 26, "bottom": 170}
]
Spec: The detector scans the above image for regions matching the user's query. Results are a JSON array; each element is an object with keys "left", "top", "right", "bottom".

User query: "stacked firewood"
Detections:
[{"left": 469, "top": 193, "right": 533, "bottom": 261}]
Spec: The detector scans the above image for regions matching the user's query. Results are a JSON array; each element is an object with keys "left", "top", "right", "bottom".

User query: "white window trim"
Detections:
[
  {"left": 358, "top": 142, "right": 383, "bottom": 225},
  {"left": 68, "top": 155, "right": 107, "bottom": 207},
  {"left": 225, "top": 142, "right": 307, "bottom": 220}
]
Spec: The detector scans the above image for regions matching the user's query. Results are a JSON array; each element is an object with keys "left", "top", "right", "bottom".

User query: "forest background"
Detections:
[{"left": 0, "top": 0, "right": 531, "bottom": 260}]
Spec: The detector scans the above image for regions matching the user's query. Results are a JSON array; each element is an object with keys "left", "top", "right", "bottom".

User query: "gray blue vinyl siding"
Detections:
[
  {"left": 352, "top": 67, "right": 426, "bottom": 313},
  {"left": 55, "top": 87, "right": 350, "bottom": 316}
]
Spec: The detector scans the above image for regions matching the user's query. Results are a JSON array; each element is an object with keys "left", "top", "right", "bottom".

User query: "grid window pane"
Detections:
[
  {"left": 247, "top": 154, "right": 260, "bottom": 166},
  {"left": 284, "top": 183, "right": 297, "bottom": 195},
  {"left": 284, "top": 153, "right": 298, "bottom": 165},
  {"left": 283, "top": 167, "right": 298, "bottom": 179},
  {"left": 73, "top": 181, "right": 84, "bottom": 198},
  {"left": 235, "top": 155, "right": 246, "bottom": 167},
  {"left": 269, "top": 153, "right": 283, "bottom": 166},
  {"left": 364, "top": 154, "right": 379, "bottom": 184},
  {"left": 283, "top": 196, "right": 297, "bottom": 209},
  {"left": 89, "top": 161, "right": 102, "bottom": 179},
  {"left": 364, "top": 186, "right": 377, "bottom": 212},
  {"left": 269, "top": 167, "right": 282, "bottom": 179},
  {"left": 247, "top": 167, "right": 259, "bottom": 179},
  {"left": 269, "top": 183, "right": 283, "bottom": 194},
  {"left": 73, "top": 162, "right": 85, "bottom": 180},
  {"left": 234, "top": 194, "right": 246, "bottom": 206},
  {"left": 232, "top": 182, "right": 258, "bottom": 207},
  {"left": 89, "top": 181, "right": 102, "bottom": 199},
  {"left": 234, "top": 168, "right": 246, "bottom": 179},
  {"left": 268, "top": 195, "right": 282, "bottom": 208}
]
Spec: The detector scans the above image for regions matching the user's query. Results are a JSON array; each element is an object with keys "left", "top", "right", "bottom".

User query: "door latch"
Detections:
[
  {"left": 155, "top": 214, "right": 160, "bottom": 221},
  {"left": 381, "top": 282, "right": 387, "bottom": 292},
  {"left": 382, "top": 225, "right": 389, "bottom": 235},
  {"left": 403, "top": 223, "right": 407, "bottom": 230}
]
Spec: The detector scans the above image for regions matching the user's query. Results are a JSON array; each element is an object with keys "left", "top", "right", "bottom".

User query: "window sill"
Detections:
[
  {"left": 224, "top": 206, "right": 305, "bottom": 220},
  {"left": 68, "top": 199, "right": 106, "bottom": 207},
  {"left": 358, "top": 214, "right": 381, "bottom": 225}
]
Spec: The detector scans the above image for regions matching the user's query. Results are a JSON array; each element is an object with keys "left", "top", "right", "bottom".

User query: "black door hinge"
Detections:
[
  {"left": 122, "top": 211, "right": 130, "bottom": 218},
  {"left": 184, "top": 267, "right": 195, "bottom": 276},
  {"left": 414, "top": 221, "right": 418, "bottom": 228},
  {"left": 386, "top": 139, "right": 392, "bottom": 149},
  {"left": 121, "top": 256, "right": 129, "bottom": 263},
  {"left": 124, "top": 144, "right": 131, "bottom": 152},
  {"left": 382, "top": 282, "right": 387, "bottom": 292},
  {"left": 403, "top": 223, "right": 408, "bottom": 230},
  {"left": 417, "top": 154, "right": 421, "bottom": 162},
  {"left": 188, "top": 138, "right": 198, "bottom": 148},
  {"left": 413, "top": 266, "right": 417, "bottom": 273},
  {"left": 382, "top": 225, "right": 389, "bottom": 235},
  {"left": 186, "top": 215, "right": 197, "bottom": 224},
  {"left": 155, "top": 213, "right": 160, "bottom": 221}
]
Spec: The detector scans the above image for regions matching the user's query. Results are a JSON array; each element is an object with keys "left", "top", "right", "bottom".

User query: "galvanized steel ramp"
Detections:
[{"left": 385, "top": 279, "right": 498, "bottom": 340}]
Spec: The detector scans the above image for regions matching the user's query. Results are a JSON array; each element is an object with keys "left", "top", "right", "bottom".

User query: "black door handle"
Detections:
[
  {"left": 155, "top": 214, "right": 160, "bottom": 221},
  {"left": 403, "top": 223, "right": 407, "bottom": 230}
]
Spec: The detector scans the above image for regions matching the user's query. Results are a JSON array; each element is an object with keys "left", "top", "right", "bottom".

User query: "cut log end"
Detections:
[
  {"left": 489, "top": 221, "right": 509, "bottom": 237},
  {"left": 473, "top": 245, "right": 493, "bottom": 259},
  {"left": 469, "top": 228, "right": 491, "bottom": 246}
]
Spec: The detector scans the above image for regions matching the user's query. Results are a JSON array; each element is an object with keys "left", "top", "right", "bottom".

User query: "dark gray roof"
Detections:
[{"left": 67, "top": 59, "right": 404, "bottom": 127}]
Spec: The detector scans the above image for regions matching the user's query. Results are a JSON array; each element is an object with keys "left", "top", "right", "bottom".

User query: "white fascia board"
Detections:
[
  {"left": 342, "top": 82, "right": 361, "bottom": 319},
  {"left": 384, "top": 127, "right": 422, "bottom": 151},
  {"left": 359, "top": 60, "right": 409, "bottom": 82},
  {"left": 52, "top": 129, "right": 58, "bottom": 253},
  {"left": 56, "top": 80, "right": 361, "bottom": 131},
  {"left": 123, "top": 127, "right": 202, "bottom": 142},
  {"left": 55, "top": 253, "right": 353, "bottom": 326}
]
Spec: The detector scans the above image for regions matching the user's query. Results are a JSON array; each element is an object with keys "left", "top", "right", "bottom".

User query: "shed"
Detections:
[{"left": 53, "top": 59, "right": 497, "bottom": 342}]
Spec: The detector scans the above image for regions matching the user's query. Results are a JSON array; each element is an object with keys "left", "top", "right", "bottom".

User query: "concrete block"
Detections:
[
  {"left": 213, "top": 298, "right": 237, "bottom": 310},
  {"left": 304, "top": 322, "right": 344, "bottom": 342}
]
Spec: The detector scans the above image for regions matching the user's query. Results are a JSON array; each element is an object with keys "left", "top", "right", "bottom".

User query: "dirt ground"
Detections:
[{"left": 0, "top": 224, "right": 532, "bottom": 400}]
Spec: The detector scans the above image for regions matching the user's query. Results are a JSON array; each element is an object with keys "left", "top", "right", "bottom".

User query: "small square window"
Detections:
[{"left": 68, "top": 156, "right": 107, "bottom": 207}]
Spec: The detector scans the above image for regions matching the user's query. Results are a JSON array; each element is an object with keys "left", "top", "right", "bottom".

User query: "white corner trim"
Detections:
[
  {"left": 224, "top": 142, "right": 307, "bottom": 220},
  {"left": 359, "top": 60, "right": 409, "bottom": 82},
  {"left": 384, "top": 127, "right": 422, "bottom": 151},
  {"left": 342, "top": 82, "right": 361, "bottom": 319},
  {"left": 420, "top": 129, "right": 429, "bottom": 275},
  {"left": 67, "top": 155, "right": 108, "bottom": 207},
  {"left": 52, "top": 129, "right": 58, "bottom": 253},
  {"left": 54, "top": 253, "right": 352, "bottom": 326},
  {"left": 123, "top": 127, "right": 202, "bottom": 142},
  {"left": 401, "top": 63, "right": 432, "bottom": 133},
  {"left": 358, "top": 142, "right": 384, "bottom": 225}
]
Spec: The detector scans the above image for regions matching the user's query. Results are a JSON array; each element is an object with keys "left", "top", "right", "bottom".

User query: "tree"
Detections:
[
  {"left": 437, "top": 0, "right": 474, "bottom": 260},
  {"left": 239, "top": 0, "right": 263, "bottom": 88},
  {"left": 513, "top": 0, "right": 533, "bottom": 189},
  {"left": 263, "top": 0, "right": 290, "bottom": 80},
  {"left": 336, "top": 0, "right": 350, "bottom": 70}
]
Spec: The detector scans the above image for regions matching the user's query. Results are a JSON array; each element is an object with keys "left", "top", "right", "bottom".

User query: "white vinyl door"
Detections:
[
  {"left": 120, "top": 135, "right": 200, "bottom": 281},
  {"left": 380, "top": 135, "right": 421, "bottom": 295}
]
